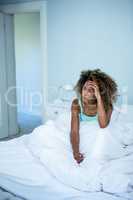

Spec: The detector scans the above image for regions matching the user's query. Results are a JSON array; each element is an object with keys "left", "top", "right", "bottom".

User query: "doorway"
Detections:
[
  {"left": 0, "top": 1, "right": 47, "bottom": 137},
  {"left": 14, "top": 12, "right": 42, "bottom": 134}
]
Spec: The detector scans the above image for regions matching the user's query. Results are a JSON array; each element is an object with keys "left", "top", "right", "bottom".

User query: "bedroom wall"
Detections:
[{"left": 47, "top": 0, "right": 133, "bottom": 104}]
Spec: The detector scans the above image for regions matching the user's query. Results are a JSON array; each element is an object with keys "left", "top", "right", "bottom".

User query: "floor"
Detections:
[
  {"left": 17, "top": 112, "right": 42, "bottom": 135},
  {"left": 0, "top": 112, "right": 42, "bottom": 142}
]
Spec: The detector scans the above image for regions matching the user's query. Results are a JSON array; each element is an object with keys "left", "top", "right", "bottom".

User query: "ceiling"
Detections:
[{"left": 0, "top": 0, "right": 45, "bottom": 5}]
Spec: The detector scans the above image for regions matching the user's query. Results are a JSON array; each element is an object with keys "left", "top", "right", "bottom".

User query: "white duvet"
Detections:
[
  {"left": 0, "top": 107, "right": 133, "bottom": 200},
  {"left": 26, "top": 109, "right": 133, "bottom": 194}
]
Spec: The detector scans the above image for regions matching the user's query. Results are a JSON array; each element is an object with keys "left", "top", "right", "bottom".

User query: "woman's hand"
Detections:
[
  {"left": 88, "top": 81, "right": 112, "bottom": 128},
  {"left": 73, "top": 152, "right": 84, "bottom": 164},
  {"left": 88, "top": 81, "right": 101, "bottom": 100}
]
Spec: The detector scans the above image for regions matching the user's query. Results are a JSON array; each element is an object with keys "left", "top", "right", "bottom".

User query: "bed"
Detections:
[{"left": 0, "top": 105, "right": 133, "bottom": 200}]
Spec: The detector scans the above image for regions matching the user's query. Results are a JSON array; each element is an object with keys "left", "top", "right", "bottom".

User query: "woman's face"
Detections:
[{"left": 81, "top": 80, "right": 96, "bottom": 101}]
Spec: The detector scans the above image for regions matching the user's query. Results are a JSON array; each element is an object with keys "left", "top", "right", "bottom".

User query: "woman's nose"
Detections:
[{"left": 88, "top": 88, "right": 94, "bottom": 93}]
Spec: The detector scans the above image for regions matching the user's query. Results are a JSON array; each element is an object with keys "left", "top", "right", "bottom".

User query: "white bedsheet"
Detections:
[{"left": 0, "top": 106, "right": 133, "bottom": 200}]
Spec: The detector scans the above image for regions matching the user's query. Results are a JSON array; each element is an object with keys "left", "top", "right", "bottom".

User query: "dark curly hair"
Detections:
[{"left": 74, "top": 69, "right": 118, "bottom": 113}]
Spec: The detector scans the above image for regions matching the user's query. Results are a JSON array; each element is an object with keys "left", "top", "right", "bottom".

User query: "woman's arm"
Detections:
[
  {"left": 88, "top": 81, "right": 112, "bottom": 128},
  {"left": 70, "top": 99, "right": 84, "bottom": 163},
  {"left": 97, "top": 95, "right": 112, "bottom": 128}
]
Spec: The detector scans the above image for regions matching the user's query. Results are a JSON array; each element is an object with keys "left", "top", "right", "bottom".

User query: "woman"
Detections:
[{"left": 70, "top": 69, "right": 118, "bottom": 164}]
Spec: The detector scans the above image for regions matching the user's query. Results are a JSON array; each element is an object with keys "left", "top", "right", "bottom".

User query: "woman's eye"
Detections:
[{"left": 83, "top": 86, "right": 87, "bottom": 90}]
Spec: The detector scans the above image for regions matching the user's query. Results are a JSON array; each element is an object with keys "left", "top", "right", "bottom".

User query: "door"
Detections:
[
  {"left": 0, "top": 12, "right": 8, "bottom": 138},
  {"left": 0, "top": 12, "right": 18, "bottom": 139}
]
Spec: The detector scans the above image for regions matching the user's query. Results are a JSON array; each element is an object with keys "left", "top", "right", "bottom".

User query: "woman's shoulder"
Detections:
[
  {"left": 71, "top": 98, "right": 80, "bottom": 113},
  {"left": 72, "top": 98, "right": 79, "bottom": 105}
]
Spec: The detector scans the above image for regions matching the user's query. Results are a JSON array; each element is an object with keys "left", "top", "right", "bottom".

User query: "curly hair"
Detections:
[{"left": 74, "top": 68, "right": 118, "bottom": 112}]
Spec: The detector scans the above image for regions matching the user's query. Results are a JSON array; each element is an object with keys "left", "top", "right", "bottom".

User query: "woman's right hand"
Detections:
[{"left": 73, "top": 152, "right": 84, "bottom": 164}]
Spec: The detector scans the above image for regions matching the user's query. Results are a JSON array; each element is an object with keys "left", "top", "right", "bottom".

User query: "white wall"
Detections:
[
  {"left": 48, "top": 0, "right": 133, "bottom": 104},
  {"left": 15, "top": 13, "right": 42, "bottom": 115}
]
